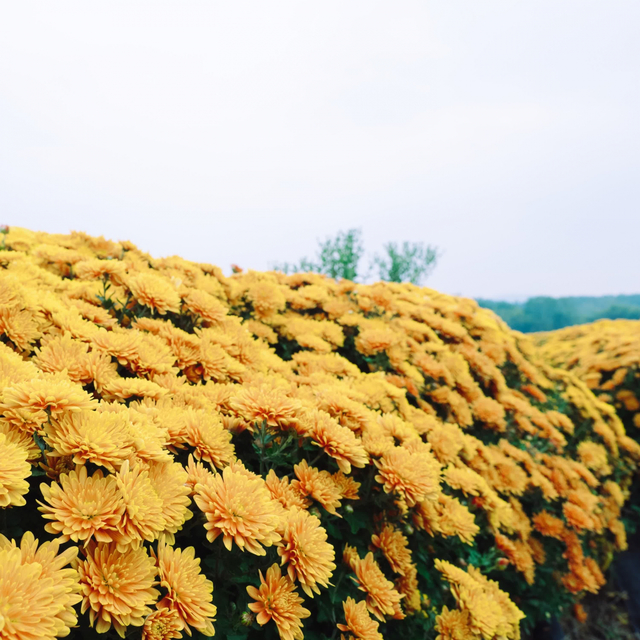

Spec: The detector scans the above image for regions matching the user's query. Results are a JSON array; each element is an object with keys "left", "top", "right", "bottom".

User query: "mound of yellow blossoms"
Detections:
[
  {"left": 536, "top": 320, "right": 640, "bottom": 448},
  {"left": 0, "top": 227, "right": 636, "bottom": 640}
]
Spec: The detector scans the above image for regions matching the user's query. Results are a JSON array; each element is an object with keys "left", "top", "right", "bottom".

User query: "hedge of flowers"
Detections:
[
  {"left": 0, "top": 226, "right": 638, "bottom": 640},
  {"left": 536, "top": 320, "right": 640, "bottom": 527},
  {"left": 535, "top": 320, "right": 640, "bottom": 442}
]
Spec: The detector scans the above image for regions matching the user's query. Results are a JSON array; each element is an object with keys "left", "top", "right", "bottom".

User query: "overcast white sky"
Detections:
[{"left": 1, "top": 2, "right": 639, "bottom": 299}]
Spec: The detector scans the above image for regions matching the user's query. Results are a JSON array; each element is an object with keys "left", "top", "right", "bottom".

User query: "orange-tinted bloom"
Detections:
[
  {"left": 148, "top": 461, "right": 193, "bottom": 541},
  {"left": 77, "top": 542, "right": 160, "bottom": 637},
  {"left": 142, "top": 607, "right": 184, "bottom": 640},
  {"left": 292, "top": 460, "right": 342, "bottom": 516},
  {"left": 573, "top": 603, "right": 588, "bottom": 624},
  {"left": 127, "top": 272, "right": 181, "bottom": 315},
  {"left": 277, "top": 507, "right": 336, "bottom": 597},
  {"left": 194, "top": 465, "right": 281, "bottom": 555},
  {"left": 185, "top": 454, "right": 216, "bottom": 495},
  {"left": 350, "top": 551, "right": 405, "bottom": 622},
  {"left": 43, "top": 409, "right": 135, "bottom": 472},
  {"left": 0, "top": 375, "right": 97, "bottom": 434},
  {"left": 307, "top": 409, "right": 368, "bottom": 474},
  {"left": 247, "top": 564, "right": 311, "bottom": 640},
  {"left": 332, "top": 471, "right": 361, "bottom": 501},
  {"left": 38, "top": 465, "right": 124, "bottom": 545},
  {"left": 532, "top": 511, "right": 566, "bottom": 539},
  {"left": 434, "top": 606, "right": 474, "bottom": 640},
  {"left": 184, "top": 410, "right": 235, "bottom": 470},
  {"left": 336, "top": 597, "right": 383, "bottom": 640},
  {"left": 0, "top": 432, "right": 30, "bottom": 507},
  {"left": 0, "top": 530, "right": 82, "bottom": 639},
  {"left": 374, "top": 446, "right": 440, "bottom": 507},
  {"left": 265, "top": 469, "right": 310, "bottom": 510},
  {"left": 154, "top": 540, "right": 217, "bottom": 637},
  {"left": 370, "top": 524, "right": 413, "bottom": 576},
  {"left": 114, "top": 459, "right": 166, "bottom": 549},
  {"left": 230, "top": 386, "right": 301, "bottom": 432}
]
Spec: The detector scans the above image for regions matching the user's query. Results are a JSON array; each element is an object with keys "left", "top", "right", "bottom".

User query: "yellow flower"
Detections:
[
  {"left": 0, "top": 375, "right": 97, "bottom": 434},
  {"left": 0, "top": 305, "right": 41, "bottom": 351},
  {"left": 532, "top": 511, "right": 566, "bottom": 539},
  {"left": 332, "top": 471, "right": 361, "bottom": 501},
  {"left": 336, "top": 597, "right": 383, "bottom": 640},
  {"left": 374, "top": 445, "right": 440, "bottom": 507},
  {"left": 265, "top": 469, "right": 310, "bottom": 510},
  {"left": 349, "top": 550, "right": 404, "bottom": 622},
  {"left": 230, "top": 386, "right": 301, "bottom": 432},
  {"left": 113, "top": 459, "right": 166, "bottom": 549},
  {"left": 277, "top": 507, "right": 336, "bottom": 597},
  {"left": 127, "top": 272, "right": 181, "bottom": 315},
  {"left": 292, "top": 460, "right": 342, "bottom": 516},
  {"left": 182, "top": 288, "right": 228, "bottom": 326},
  {"left": 355, "top": 327, "right": 398, "bottom": 356},
  {"left": 577, "top": 441, "right": 611, "bottom": 474},
  {"left": 0, "top": 432, "right": 30, "bottom": 507},
  {"left": 435, "top": 561, "right": 524, "bottom": 640},
  {"left": 0, "top": 530, "right": 81, "bottom": 639},
  {"left": 38, "top": 465, "right": 124, "bottom": 545},
  {"left": 142, "top": 607, "right": 184, "bottom": 640},
  {"left": 435, "top": 606, "right": 474, "bottom": 640},
  {"left": 77, "top": 542, "right": 160, "bottom": 637},
  {"left": 307, "top": 409, "right": 368, "bottom": 474},
  {"left": 43, "top": 409, "right": 135, "bottom": 472},
  {"left": 154, "top": 540, "right": 217, "bottom": 637},
  {"left": 194, "top": 465, "right": 281, "bottom": 555},
  {"left": 370, "top": 524, "right": 413, "bottom": 576},
  {"left": 184, "top": 454, "right": 216, "bottom": 495},
  {"left": 184, "top": 409, "right": 235, "bottom": 469},
  {"left": 148, "top": 461, "right": 193, "bottom": 541},
  {"left": 247, "top": 563, "right": 311, "bottom": 640}
]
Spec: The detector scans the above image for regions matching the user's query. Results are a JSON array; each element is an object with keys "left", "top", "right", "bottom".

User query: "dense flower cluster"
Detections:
[
  {"left": 536, "top": 319, "right": 640, "bottom": 461},
  {"left": 0, "top": 226, "right": 636, "bottom": 640}
]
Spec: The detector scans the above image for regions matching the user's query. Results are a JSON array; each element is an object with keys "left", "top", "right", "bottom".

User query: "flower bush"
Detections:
[
  {"left": 0, "top": 226, "right": 637, "bottom": 640},
  {"left": 536, "top": 320, "right": 640, "bottom": 530}
]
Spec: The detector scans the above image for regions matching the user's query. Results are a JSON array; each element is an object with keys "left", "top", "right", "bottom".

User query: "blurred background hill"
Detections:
[{"left": 477, "top": 295, "right": 640, "bottom": 332}]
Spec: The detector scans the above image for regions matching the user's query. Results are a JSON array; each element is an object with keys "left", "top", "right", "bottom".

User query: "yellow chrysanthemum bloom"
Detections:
[
  {"left": 292, "top": 460, "right": 343, "bottom": 516},
  {"left": 38, "top": 465, "right": 124, "bottom": 545},
  {"left": 247, "top": 563, "right": 311, "bottom": 640},
  {"left": 374, "top": 445, "right": 441, "bottom": 507},
  {"left": 336, "top": 597, "right": 383, "bottom": 640},
  {"left": 277, "top": 506, "right": 336, "bottom": 597},
  {"left": 349, "top": 550, "right": 405, "bottom": 622},
  {"left": 148, "top": 461, "right": 193, "bottom": 542},
  {"left": 265, "top": 469, "right": 310, "bottom": 510},
  {"left": 370, "top": 524, "right": 413, "bottom": 576},
  {"left": 0, "top": 531, "right": 81, "bottom": 639},
  {"left": 154, "top": 540, "right": 217, "bottom": 637},
  {"left": 434, "top": 606, "right": 474, "bottom": 640},
  {"left": 43, "top": 409, "right": 136, "bottom": 472},
  {"left": 184, "top": 409, "right": 235, "bottom": 469},
  {"left": 127, "top": 272, "right": 181, "bottom": 315},
  {"left": 142, "top": 607, "right": 184, "bottom": 640},
  {"left": 113, "top": 459, "right": 166, "bottom": 549},
  {"left": 307, "top": 409, "right": 368, "bottom": 474},
  {"left": 0, "top": 432, "right": 31, "bottom": 507},
  {"left": 194, "top": 465, "right": 281, "bottom": 555},
  {"left": 230, "top": 385, "right": 301, "bottom": 432},
  {"left": 77, "top": 542, "right": 160, "bottom": 637},
  {"left": 0, "top": 375, "right": 97, "bottom": 434}
]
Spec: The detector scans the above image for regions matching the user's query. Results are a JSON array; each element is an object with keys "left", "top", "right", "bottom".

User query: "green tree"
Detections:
[
  {"left": 273, "top": 229, "right": 439, "bottom": 284},
  {"left": 372, "top": 241, "right": 439, "bottom": 285},
  {"left": 272, "top": 229, "right": 364, "bottom": 281}
]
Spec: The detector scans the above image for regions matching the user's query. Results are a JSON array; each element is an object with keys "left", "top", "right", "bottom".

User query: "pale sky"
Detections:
[{"left": 1, "top": 2, "right": 638, "bottom": 299}]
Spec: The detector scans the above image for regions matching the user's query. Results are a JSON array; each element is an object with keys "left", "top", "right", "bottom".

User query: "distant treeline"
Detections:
[{"left": 476, "top": 295, "right": 640, "bottom": 333}]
